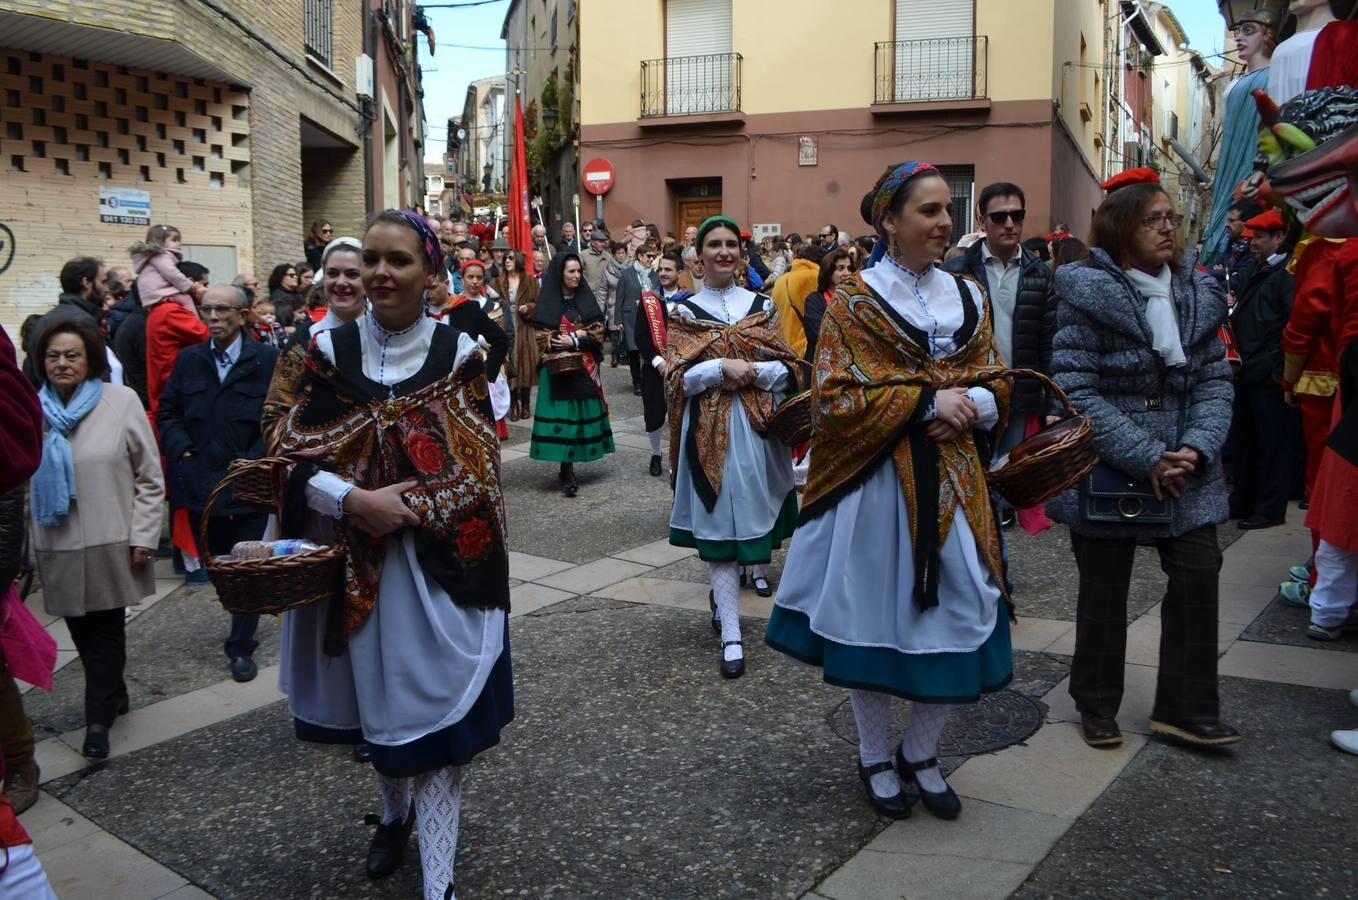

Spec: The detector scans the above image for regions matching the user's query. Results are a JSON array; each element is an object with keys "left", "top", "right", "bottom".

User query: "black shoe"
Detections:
[
  {"left": 117, "top": 696, "right": 130, "bottom": 717},
  {"left": 563, "top": 478, "right": 579, "bottom": 498},
  {"left": 708, "top": 591, "right": 720, "bottom": 633},
  {"left": 353, "top": 743, "right": 373, "bottom": 763},
  {"left": 633, "top": 384, "right": 642, "bottom": 396},
  {"left": 857, "top": 759, "right": 911, "bottom": 819},
  {"left": 1079, "top": 713, "right": 1122, "bottom": 747},
  {"left": 1148, "top": 717, "right": 1242, "bottom": 747},
  {"left": 364, "top": 812, "right": 415, "bottom": 879},
  {"left": 82, "top": 724, "right": 110, "bottom": 759},
  {"left": 231, "top": 655, "right": 258, "bottom": 683},
  {"left": 752, "top": 575, "right": 772, "bottom": 598},
  {"left": 895, "top": 747, "right": 960, "bottom": 819},
  {"left": 649, "top": 455, "right": 662, "bottom": 476},
  {"left": 720, "top": 640, "right": 745, "bottom": 679},
  {"left": 999, "top": 508, "right": 1016, "bottom": 530},
  {"left": 1239, "top": 516, "right": 1285, "bottom": 530}
]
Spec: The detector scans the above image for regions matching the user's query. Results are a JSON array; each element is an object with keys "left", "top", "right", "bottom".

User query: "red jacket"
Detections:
[
  {"left": 146, "top": 300, "right": 209, "bottom": 417},
  {"left": 1282, "top": 240, "right": 1345, "bottom": 397},
  {"left": 0, "top": 326, "right": 42, "bottom": 493}
]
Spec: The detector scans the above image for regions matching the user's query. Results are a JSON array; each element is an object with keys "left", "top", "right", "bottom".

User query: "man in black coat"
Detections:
[
  {"left": 944, "top": 183, "right": 1054, "bottom": 504},
  {"left": 1227, "top": 209, "right": 1299, "bottom": 530},
  {"left": 157, "top": 284, "right": 278, "bottom": 682},
  {"left": 615, "top": 245, "right": 661, "bottom": 396},
  {"left": 22, "top": 257, "right": 107, "bottom": 385}
]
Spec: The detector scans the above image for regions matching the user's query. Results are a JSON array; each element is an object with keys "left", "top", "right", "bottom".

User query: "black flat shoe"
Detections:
[
  {"left": 117, "top": 696, "right": 130, "bottom": 717},
  {"left": 1080, "top": 713, "right": 1123, "bottom": 747},
  {"left": 708, "top": 591, "right": 720, "bottom": 633},
  {"left": 231, "top": 655, "right": 258, "bottom": 683},
  {"left": 633, "top": 384, "right": 642, "bottom": 396},
  {"left": 353, "top": 743, "right": 373, "bottom": 763},
  {"left": 1148, "top": 717, "right": 1242, "bottom": 747},
  {"left": 752, "top": 575, "right": 772, "bottom": 598},
  {"left": 1238, "top": 516, "right": 1285, "bottom": 530},
  {"left": 857, "top": 759, "right": 911, "bottom": 819},
  {"left": 895, "top": 748, "right": 960, "bottom": 819},
  {"left": 649, "top": 454, "right": 662, "bottom": 476},
  {"left": 720, "top": 640, "right": 745, "bottom": 679},
  {"left": 563, "top": 479, "right": 578, "bottom": 498},
  {"left": 82, "top": 724, "right": 110, "bottom": 759},
  {"left": 364, "top": 812, "right": 415, "bottom": 879}
]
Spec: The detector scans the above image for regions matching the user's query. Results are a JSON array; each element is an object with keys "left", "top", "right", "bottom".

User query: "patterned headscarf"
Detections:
[
  {"left": 869, "top": 161, "right": 939, "bottom": 230},
  {"left": 695, "top": 215, "right": 742, "bottom": 248},
  {"left": 385, "top": 208, "right": 444, "bottom": 274}
]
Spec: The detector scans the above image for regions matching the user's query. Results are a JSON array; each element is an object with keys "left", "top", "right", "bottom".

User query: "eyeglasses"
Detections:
[
  {"left": 285, "top": 271, "right": 297, "bottom": 278},
  {"left": 1141, "top": 213, "right": 1184, "bottom": 231},
  {"left": 320, "top": 227, "right": 333, "bottom": 233},
  {"left": 986, "top": 209, "right": 1026, "bottom": 225},
  {"left": 201, "top": 304, "right": 242, "bottom": 316}
]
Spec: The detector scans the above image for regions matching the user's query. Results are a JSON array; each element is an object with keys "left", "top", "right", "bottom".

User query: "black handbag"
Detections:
[{"left": 1079, "top": 401, "right": 1184, "bottom": 526}]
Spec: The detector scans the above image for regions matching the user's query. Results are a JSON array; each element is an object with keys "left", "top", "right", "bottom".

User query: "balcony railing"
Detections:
[
  {"left": 640, "top": 53, "right": 742, "bottom": 118},
  {"left": 874, "top": 36, "right": 988, "bottom": 104},
  {"left": 304, "top": 0, "right": 333, "bottom": 68}
]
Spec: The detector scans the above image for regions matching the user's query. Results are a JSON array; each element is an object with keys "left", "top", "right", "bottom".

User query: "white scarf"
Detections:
[{"left": 1124, "top": 265, "right": 1187, "bottom": 368}]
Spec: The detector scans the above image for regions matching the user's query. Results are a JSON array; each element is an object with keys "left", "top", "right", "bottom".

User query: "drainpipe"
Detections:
[{"left": 362, "top": 0, "right": 376, "bottom": 217}]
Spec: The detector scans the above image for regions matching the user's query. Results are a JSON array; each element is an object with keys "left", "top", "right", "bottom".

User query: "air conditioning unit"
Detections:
[{"left": 356, "top": 54, "right": 374, "bottom": 99}]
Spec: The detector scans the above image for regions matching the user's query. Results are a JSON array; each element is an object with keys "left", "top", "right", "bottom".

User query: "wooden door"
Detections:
[{"left": 677, "top": 198, "right": 722, "bottom": 238}]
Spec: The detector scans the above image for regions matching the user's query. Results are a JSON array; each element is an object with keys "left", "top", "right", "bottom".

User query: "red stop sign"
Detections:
[{"left": 582, "top": 158, "right": 615, "bottom": 196}]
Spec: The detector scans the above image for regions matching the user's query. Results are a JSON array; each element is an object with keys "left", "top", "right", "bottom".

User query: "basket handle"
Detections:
[
  {"left": 942, "top": 367, "right": 1081, "bottom": 421},
  {"left": 198, "top": 456, "right": 294, "bottom": 561}
]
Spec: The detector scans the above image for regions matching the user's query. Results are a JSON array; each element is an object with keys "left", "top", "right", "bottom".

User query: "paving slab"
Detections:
[
  {"left": 1010, "top": 616, "right": 1075, "bottom": 653},
  {"left": 1219, "top": 639, "right": 1357, "bottom": 690},
  {"left": 611, "top": 538, "right": 697, "bottom": 567},
  {"left": 506, "top": 549, "right": 575, "bottom": 582},
  {"left": 1042, "top": 663, "right": 1162, "bottom": 735},
  {"left": 1240, "top": 594, "right": 1358, "bottom": 654},
  {"left": 508, "top": 581, "right": 576, "bottom": 617},
  {"left": 1045, "top": 614, "right": 1241, "bottom": 663},
  {"left": 536, "top": 556, "right": 652, "bottom": 594}
]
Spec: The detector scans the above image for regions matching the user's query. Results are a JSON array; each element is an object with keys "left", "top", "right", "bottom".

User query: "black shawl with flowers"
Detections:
[{"left": 276, "top": 322, "right": 509, "bottom": 649}]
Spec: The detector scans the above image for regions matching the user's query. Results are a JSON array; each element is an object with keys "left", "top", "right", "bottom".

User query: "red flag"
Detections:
[{"left": 509, "top": 95, "right": 534, "bottom": 277}]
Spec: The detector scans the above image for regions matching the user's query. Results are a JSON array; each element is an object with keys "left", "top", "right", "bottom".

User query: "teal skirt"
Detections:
[
  {"left": 528, "top": 365, "right": 616, "bottom": 463},
  {"left": 670, "top": 490, "right": 799, "bottom": 564},
  {"left": 765, "top": 605, "right": 1013, "bottom": 703}
]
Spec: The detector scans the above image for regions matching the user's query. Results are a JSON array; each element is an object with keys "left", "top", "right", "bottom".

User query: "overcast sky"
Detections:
[{"left": 417, "top": 0, "right": 1235, "bottom": 164}]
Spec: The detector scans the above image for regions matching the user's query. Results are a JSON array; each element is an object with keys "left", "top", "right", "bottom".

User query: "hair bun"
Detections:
[{"left": 860, "top": 191, "right": 876, "bottom": 226}]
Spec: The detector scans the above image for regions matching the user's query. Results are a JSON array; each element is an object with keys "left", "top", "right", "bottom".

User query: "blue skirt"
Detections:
[
  {"left": 295, "top": 622, "right": 515, "bottom": 778},
  {"left": 765, "top": 605, "right": 1012, "bottom": 704}
]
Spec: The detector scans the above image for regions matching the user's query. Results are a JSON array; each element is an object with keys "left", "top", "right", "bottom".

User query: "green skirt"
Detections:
[
  {"left": 669, "top": 491, "right": 800, "bottom": 564},
  {"left": 765, "top": 605, "right": 1013, "bottom": 703},
  {"left": 528, "top": 365, "right": 616, "bottom": 463}
]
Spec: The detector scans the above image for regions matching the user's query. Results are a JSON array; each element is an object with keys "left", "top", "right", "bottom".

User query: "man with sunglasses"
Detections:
[{"left": 945, "top": 182, "right": 1054, "bottom": 523}]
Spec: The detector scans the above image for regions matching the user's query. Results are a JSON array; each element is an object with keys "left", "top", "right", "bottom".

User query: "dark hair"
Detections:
[
  {"left": 817, "top": 248, "right": 852, "bottom": 294},
  {"left": 178, "top": 260, "right": 209, "bottom": 283},
  {"left": 1090, "top": 182, "right": 1178, "bottom": 270},
  {"left": 1051, "top": 236, "right": 1090, "bottom": 270},
  {"left": 855, "top": 235, "right": 876, "bottom": 256},
  {"left": 658, "top": 251, "right": 683, "bottom": 271},
  {"left": 267, "top": 262, "right": 296, "bottom": 294},
  {"left": 822, "top": 224, "right": 839, "bottom": 240},
  {"left": 59, "top": 257, "right": 103, "bottom": 295},
  {"left": 504, "top": 250, "right": 524, "bottom": 273},
  {"left": 795, "top": 242, "right": 826, "bottom": 263},
  {"left": 860, "top": 164, "right": 947, "bottom": 236},
  {"left": 1021, "top": 237, "right": 1050, "bottom": 262},
  {"left": 307, "top": 220, "right": 331, "bottom": 246},
  {"left": 610, "top": 241, "right": 628, "bottom": 254},
  {"left": 1228, "top": 199, "right": 1266, "bottom": 220},
  {"left": 978, "top": 182, "right": 1026, "bottom": 215},
  {"left": 786, "top": 232, "right": 803, "bottom": 247},
  {"left": 34, "top": 317, "right": 108, "bottom": 384}
]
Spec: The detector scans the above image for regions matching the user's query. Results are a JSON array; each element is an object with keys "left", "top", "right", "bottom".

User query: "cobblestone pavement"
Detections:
[{"left": 17, "top": 363, "right": 1358, "bottom": 899}]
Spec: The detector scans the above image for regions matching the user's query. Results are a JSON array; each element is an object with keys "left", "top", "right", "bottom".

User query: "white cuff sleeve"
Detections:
[
  {"left": 919, "top": 398, "right": 937, "bottom": 422},
  {"left": 966, "top": 387, "right": 1000, "bottom": 431},
  {"left": 683, "top": 359, "right": 726, "bottom": 396},
  {"left": 753, "top": 361, "right": 789, "bottom": 392},
  {"left": 306, "top": 470, "right": 355, "bottom": 519},
  {"left": 651, "top": 354, "right": 666, "bottom": 371}
]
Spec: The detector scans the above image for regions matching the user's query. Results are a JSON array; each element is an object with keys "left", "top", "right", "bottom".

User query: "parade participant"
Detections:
[
  {"left": 1228, "top": 209, "right": 1298, "bottom": 531},
  {"left": 1268, "top": 0, "right": 1358, "bottom": 106},
  {"left": 801, "top": 248, "right": 853, "bottom": 363},
  {"left": 766, "top": 162, "right": 1011, "bottom": 821},
  {"left": 31, "top": 318, "right": 164, "bottom": 759},
  {"left": 666, "top": 215, "right": 802, "bottom": 680},
  {"left": 1202, "top": 8, "right": 1277, "bottom": 265},
  {"left": 528, "top": 253, "right": 616, "bottom": 496},
  {"left": 436, "top": 259, "right": 512, "bottom": 439},
  {"left": 274, "top": 209, "right": 512, "bottom": 900},
  {"left": 491, "top": 250, "right": 541, "bottom": 422},
  {"left": 616, "top": 244, "right": 660, "bottom": 397},
  {"left": 637, "top": 251, "right": 686, "bottom": 476},
  {"left": 1048, "top": 180, "right": 1239, "bottom": 749}
]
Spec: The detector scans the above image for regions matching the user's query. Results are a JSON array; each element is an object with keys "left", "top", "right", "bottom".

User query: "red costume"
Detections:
[
  {"left": 1305, "top": 239, "right": 1358, "bottom": 550},
  {"left": 0, "top": 326, "right": 42, "bottom": 494},
  {"left": 146, "top": 299, "right": 209, "bottom": 418}
]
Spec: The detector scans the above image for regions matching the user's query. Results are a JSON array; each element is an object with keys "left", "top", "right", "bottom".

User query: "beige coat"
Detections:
[{"left": 33, "top": 383, "right": 164, "bottom": 617}]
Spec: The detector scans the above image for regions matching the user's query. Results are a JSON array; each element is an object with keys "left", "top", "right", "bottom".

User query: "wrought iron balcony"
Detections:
[
  {"left": 640, "top": 53, "right": 742, "bottom": 118},
  {"left": 874, "top": 36, "right": 988, "bottom": 104}
]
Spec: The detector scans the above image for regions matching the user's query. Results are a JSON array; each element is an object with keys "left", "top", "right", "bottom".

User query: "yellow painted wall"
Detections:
[
  {"left": 579, "top": 0, "right": 663, "bottom": 125},
  {"left": 981, "top": 0, "right": 1055, "bottom": 102},
  {"left": 1049, "top": 0, "right": 1108, "bottom": 178}
]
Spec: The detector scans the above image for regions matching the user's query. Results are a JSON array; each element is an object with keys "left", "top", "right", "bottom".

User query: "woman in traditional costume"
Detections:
[
  {"left": 528, "top": 253, "right": 616, "bottom": 496},
  {"left": 766, "top": 162, "right": 1012, "bottom": 822},
  {"left": 274, "top": 210, "right": 513, "bottom": 900},
  {"left": 666, "top": 215, "right": 802, "bottom": 679},
  {"left": 491, "top": 250, "right": 540, "bottom": 422},
  {"left": 434, "top": 258, "right": 512, "bottom": 439}
]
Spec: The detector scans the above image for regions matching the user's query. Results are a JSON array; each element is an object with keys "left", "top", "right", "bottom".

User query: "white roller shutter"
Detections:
[
  {"left": 892, "top": 0, "right": 975, "bottom": 101},
  {"left": 664, "top": 0, "right": 734, "bottom": 115}
]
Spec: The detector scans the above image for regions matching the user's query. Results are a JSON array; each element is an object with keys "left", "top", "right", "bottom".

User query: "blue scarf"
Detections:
[{"left": 33, "top": 379, "right": 103, "bottom": 526}]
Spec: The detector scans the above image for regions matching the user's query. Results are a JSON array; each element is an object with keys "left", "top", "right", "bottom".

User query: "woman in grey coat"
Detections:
[
  {"left": 614, "top": 244, "right": 659, "bottom": 396},
  {"left": 1048, "top": 180, "right": 1240, "bottom": 750}
]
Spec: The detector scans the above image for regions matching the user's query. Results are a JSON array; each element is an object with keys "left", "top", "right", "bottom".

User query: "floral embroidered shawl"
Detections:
[
  {"left": 801, "top": 274, "right": 1011, "bottom": 609},
  {"left": 275, "top": 330, "right": 509, "bottom": 638},
  {"left": 665, "top": 304, "right": 801, "bottom": 511}
]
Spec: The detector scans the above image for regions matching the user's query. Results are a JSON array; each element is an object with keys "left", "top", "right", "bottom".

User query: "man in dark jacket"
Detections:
[
  {"left": 22, "top": 257, "right": 107, "bottom": 384},
  {"left": 1227, "top": 209, "right": 1299, "bottom": 530},
  {"left": 157, "top": 284, "right": 278, "bottom": 683},
  {"left": 944, "top": 183, "right": 1054, "bottom": 473}
]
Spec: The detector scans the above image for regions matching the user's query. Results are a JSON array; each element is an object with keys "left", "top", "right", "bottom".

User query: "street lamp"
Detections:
[
  {"left": 1215, "top": 0, "right": 1286, "bottom": 30},
  {"left": 482, "top": 162, "right": 493, "bottom": 194},
  {"left": 542, "top": 106, "right": 558, "bottom": 129}
]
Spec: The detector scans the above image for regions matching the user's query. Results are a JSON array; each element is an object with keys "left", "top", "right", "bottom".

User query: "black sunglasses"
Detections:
[{"left": 986, "top": 209, "right": 1027, "bottom": 225}]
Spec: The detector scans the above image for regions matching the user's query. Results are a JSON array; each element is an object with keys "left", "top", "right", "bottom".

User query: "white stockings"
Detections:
[
  {"left": 848, "top": 689, "right": 954, "bottom": 795},
  {"left": 414, "top": 765, "right": 463, "bottom": 900},
  {"left": 375, "top": 772, "right": 412, "bottom": 825},
  {"left": 709, "top": 561, "right": 743, "bottom": 662},
  {"left": 647, "top": 428, "right": 663, "bottom": 457}
]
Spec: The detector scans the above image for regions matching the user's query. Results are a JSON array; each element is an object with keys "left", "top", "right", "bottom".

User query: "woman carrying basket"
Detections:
[
  {"left": 273, "top": 210, "right": 513, "bottom": 900},
  {"left": 666, "top": 215, "right": 803, "bottom": 680},
  {"left": 528, "top": 253, "right": 616, "bottom": 496},
  {"left": 766, "top": 162, "right": 1013, "bottom": 822}
]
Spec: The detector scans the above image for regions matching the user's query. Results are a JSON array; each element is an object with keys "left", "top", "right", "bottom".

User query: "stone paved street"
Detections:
[{"left": 18, "top": 363, "right": 1358, "bottom": 899}]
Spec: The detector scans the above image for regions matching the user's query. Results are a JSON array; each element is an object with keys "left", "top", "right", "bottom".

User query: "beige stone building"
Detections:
[{"left": 0, "top": 0, "right": 427, "bottom": 337}]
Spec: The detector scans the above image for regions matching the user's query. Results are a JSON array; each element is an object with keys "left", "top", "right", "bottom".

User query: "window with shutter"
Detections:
[
  {"left": 664, "top": 0, "right": 734, "bottom": 116},
  {"left": 891, "top": 0, "right": 975, "bottom": 102}
]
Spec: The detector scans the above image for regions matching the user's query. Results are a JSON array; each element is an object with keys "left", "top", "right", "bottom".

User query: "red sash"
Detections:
[{"left": 641, "top": 291, "right": 666, "bottom": 353}]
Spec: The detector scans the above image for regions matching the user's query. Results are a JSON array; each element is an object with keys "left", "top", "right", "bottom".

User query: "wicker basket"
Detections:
[
  {"left": 544, "top": 351, "right": 585, "bottom": 374},
  {"left": 201, "top": 457, "right": 346, "bottom": 616},
  {"left": 767, "top": 390, "right": 813, "bottom": 446},
  {"left": 225, "top": 457, "right": 285, "bottom": 513},
  {"left": 976, "top": 368, "right": 1098, "bottom": 509}
]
